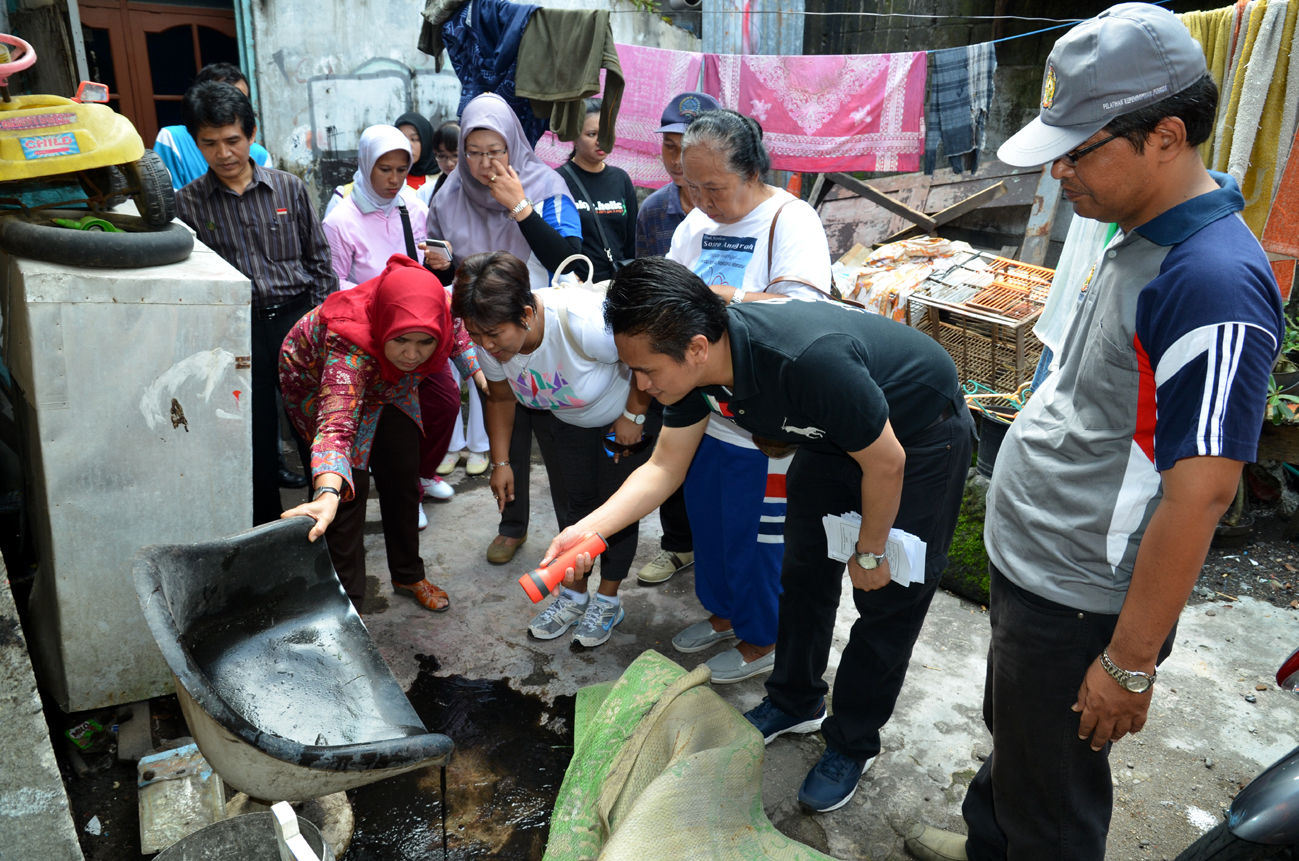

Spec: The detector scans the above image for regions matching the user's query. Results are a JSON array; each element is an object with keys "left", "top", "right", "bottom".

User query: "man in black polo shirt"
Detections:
[
  {"left": 175, "top": 82, "right": 337, "bottom": 525},
  {"left": 542, "top": 256, "right": 973, "bottom": 812}
]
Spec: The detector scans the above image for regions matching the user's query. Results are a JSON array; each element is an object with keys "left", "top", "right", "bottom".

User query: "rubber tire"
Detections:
[
  {"left": 0, "top": 209, "right": 193, "bottom": 269},
  {"left": 123, "top": 150, "right": 177, "bottom": 229},
  {"left": 77, "top": 165, "right": 128, "bottom": 209},
  {"left": 1174, "top": 822, "right": 1290, "bottom": 861}
]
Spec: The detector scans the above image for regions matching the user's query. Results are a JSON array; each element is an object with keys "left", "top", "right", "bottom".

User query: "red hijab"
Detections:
[{"left": 318, "top": 255, "right": 452, "bottom": 383}]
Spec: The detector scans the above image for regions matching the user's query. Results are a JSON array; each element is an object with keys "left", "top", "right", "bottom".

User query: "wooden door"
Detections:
[{"left": 78, "top": 1, "right": 239, "bottom": 146}]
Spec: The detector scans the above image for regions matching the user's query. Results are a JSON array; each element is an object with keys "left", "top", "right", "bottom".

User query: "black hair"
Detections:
[
  {"left": 604, "top": 257, "right": 729, "bottom": 362},
  {"left": 194, "top": 62, "right": 247, "bottom": 88},
  {"left": 181, "top": 81, "right": 256, "bottom": 139},
  {"left": 451, "top": 252, "right": 537, "bottom": 329},
  {"left": 569, "top": 98, "right": 604, "bottom": 159},
  {"left": 1104, "top": 74, "right": 1219, "bottom": 154},
  {"left": 680, "top": 109, "right": 770, "bottom": 182},
  {"left": 432, "top": 120, "right": 460, "bottom": 154}
]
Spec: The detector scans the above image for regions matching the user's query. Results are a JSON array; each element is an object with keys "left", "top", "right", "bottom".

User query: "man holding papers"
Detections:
[{"left": 539, "top": 256, "right": 972, "bottom": 812}]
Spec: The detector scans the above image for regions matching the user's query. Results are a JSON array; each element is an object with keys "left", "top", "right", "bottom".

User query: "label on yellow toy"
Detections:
[
  {"left": 19, "top": 132, "right": 80, "bottom": 160},
  {"left": 1, "top": 113, "right": 77, "bottom": 131}
]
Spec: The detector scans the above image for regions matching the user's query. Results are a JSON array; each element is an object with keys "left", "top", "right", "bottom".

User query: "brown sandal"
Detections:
[{"left": 393, "top": 579, "right": 451, "bottom": 612}]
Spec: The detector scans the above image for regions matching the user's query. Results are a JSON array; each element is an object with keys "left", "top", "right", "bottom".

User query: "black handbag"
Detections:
[{"left": 560, "top": 162, "right": 634, "bottom": 276}]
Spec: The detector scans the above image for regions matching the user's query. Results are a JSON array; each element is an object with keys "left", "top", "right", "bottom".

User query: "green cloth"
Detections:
[
  {"left": 543, "top": 650, "right": 838, "bottom": 861},
  {"left": 515, "top": 8, "right": 624, "bottom": 152}
]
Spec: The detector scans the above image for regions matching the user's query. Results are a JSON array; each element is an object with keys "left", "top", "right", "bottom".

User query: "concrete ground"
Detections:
[{"left": 354, "top": 456, "right": 1299, "bottom": 861}]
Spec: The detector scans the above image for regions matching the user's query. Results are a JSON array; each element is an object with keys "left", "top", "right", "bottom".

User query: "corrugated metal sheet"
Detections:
[{"left": 703, "top": 0, "right": 805, "bottom": 56}]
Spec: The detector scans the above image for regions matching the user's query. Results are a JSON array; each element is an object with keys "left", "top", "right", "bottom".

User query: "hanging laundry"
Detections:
[
  {"left": 421, "top": 0, "right": 548, "bottom": 147},
  {"left": 1215, "top": 1, "right": 1268, "bottom": 169},
  {"left": 924, "top": 43, "right": 997, "bottom": 175},
  {"left": 515, "top": 8, "right": 624, "bottom": 152},
  {"left": 1235, "top": 0, "right": 1297, "bottom": 235},
  {"left": 1178, "top": 6, "right": 1238, "bottom": 164},
  {"left": 534, "top": 44, "right": 703, "bottom": 189},
  {"left": 1274, "top": 9, "right": 1299, "bottom": 195},
  {"left": 702, "top": 51, "right": 926, "bottom": 173},
  {"left": 1264, "top": 124, "right": 1299, "bottom": 258}
]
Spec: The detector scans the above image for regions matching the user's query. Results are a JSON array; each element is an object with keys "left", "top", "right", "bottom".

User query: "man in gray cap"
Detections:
[{"left": 906, "top": 4, "right": 1282, "bottom": 860}]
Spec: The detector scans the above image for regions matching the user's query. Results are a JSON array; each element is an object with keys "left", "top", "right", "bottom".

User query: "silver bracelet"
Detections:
[
  {"left": 510, "top": 198, "right": 533, "bottom": 220},
  {"left": 730, "top": 288, "right": 747, "bottom": 305},
  {"left": 490, "top": 460, "right": 510, "bottom": 469}
]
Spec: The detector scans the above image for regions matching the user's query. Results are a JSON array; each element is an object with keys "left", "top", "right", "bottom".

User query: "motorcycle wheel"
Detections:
[{"left": 1175, "top": 822, "right": 1291, "bottom": 860}]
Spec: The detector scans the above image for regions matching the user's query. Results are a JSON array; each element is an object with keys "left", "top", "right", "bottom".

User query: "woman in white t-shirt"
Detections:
[
  {"left": 663, "top": 108, "right": 833, "bottom": 684},
  {"left": 452, "top": 251, "right": 656, "bottom": 649}
]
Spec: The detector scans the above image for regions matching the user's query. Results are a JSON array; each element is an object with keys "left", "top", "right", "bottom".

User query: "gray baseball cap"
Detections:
[{"left": 998, "top": 3, "right": 1207, "bottom": 167}]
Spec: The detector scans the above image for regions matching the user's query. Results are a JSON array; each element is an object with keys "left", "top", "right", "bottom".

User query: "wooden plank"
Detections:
[
  {"left": 825, "top": 172, "right": 938, "bottom": 231},
  {"left": 808, "top": 173, "right": 830, "bottom": 209},
  {"left": 924, "top": 172, "right": 1039, "bottom": 212},
  {"left": 875, "top": 182, "right": 1008, "bottom": 246},
  {"left": 1020, "top": 167, "right": 1063, "bottom": 266}
]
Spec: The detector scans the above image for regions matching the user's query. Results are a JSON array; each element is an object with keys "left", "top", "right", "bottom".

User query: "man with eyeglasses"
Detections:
[{"left": 905, "top": 5, "right": 1282, "bottom": 861}]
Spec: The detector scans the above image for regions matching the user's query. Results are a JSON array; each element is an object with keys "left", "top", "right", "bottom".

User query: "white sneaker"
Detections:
[
  {"left": 573, "top": 596, "right": 625, "bottom": 648},
  {"left": 636, "top": 550, "right": 694, "bottom": 585},
  {"left": 417, "top": 502, "right": 428, "bottom": 531},
  {"left": 529, "top": 592, "right": 588, "bottom": 640},
  {"left": 436, "top": 451, "right": 461, "bottom": 476},
  {"left": 464, "top": 451, "right": 489, "bottom": 476},
  {"left": 420, "top": 476, "right": 455, "bottom": 500}
]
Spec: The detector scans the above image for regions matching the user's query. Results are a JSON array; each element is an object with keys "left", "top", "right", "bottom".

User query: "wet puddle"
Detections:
[{"left": 345, "top": 655, "right": 575, "bottom": 860}]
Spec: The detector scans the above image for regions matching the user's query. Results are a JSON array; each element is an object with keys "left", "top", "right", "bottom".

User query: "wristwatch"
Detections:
[
  {"left": 854, "top": 543, "right": 886, "bottom": 570},
  {"left": 622, "top": 409, "right": 645, "bottom": 425},
  {"left": 730, "top": 289, "right": 747, "bottom": 305},
  {"left": 510, "top": 198, "right": 533, "bottom": 220},
  {"left": 1100, "top": 648, "right": 1156, "bottom": 693}
]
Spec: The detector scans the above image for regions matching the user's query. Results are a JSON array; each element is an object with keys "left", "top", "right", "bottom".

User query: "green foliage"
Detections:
[
  {"left": 1268, "top": 374, "right": 1299, "bottom": 425},
  {"left": 625, "top": 0, "right": 659, "bottom": 12}
]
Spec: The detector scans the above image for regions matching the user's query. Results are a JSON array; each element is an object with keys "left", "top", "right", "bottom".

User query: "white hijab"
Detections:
[{"left": 351, "top": 125, "right": 412, "bottom": 217}]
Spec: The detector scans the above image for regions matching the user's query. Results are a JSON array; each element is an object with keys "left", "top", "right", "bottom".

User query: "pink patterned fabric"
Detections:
[
  {"left": 534, "top": 44, "right": 703, "bottom": 189},
  {"left": 702, "top": 51, "right": 927, "bottom": 173}
]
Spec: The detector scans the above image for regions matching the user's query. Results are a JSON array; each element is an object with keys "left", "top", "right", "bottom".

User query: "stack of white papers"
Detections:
[{"left": 821, "top": 511, "right": 927, "bottom": 587}]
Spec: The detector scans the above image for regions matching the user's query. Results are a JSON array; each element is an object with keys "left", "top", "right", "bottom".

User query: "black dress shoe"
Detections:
[{"left": 278, "top": 467, "right": 309, "bottom": 489}]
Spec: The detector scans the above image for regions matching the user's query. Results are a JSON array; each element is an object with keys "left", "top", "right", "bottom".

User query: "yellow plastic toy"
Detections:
[{"left": 0, "top": 33, "right": 174, "bottom": 229}]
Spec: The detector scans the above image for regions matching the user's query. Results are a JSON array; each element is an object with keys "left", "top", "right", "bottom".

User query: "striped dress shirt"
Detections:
[{"left": 176, "top": 162, "right": 338, "bottom": 308}]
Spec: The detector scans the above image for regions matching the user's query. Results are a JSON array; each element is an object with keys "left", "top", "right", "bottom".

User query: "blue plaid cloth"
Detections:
[
  {"left": 924, "top": 43, "right": 997, "bottom": 175},
  {"left": 634, "top": 183, "right": 687, "bottom": 258}
]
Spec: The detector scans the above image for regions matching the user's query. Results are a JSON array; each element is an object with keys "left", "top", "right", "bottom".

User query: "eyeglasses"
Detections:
[
  {"left": 435, "top": 152, "right": 457, "bottom": 165},
  {"left": 464, "top": 149, "right": 506, "bottom": 162},
  {"left": 1058, "top": 134, "right": 1118, "bottom": 167}
]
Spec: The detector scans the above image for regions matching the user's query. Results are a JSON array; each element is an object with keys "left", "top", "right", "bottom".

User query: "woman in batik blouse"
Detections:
[{"left": 279, "top": 254, "right": 479, "bottom": 613}]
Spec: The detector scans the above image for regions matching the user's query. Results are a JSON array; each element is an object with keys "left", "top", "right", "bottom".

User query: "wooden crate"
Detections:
[{"left": 910, "top": 299, "right": 1044, "bottom": 391}]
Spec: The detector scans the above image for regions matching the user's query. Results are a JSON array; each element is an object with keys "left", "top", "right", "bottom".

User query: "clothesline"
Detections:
[{"left": 609, "top": 11, "right": 1091, "bottom": 22}]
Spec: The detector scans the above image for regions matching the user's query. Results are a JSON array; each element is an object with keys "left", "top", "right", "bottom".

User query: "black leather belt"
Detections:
[{"left": 253, "top": 290, "right": 310, "bottom": 321}]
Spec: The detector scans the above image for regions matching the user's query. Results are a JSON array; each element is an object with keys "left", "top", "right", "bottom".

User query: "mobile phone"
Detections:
[{"left": 424, "top": 239, "right": 451, "bottom": 254}]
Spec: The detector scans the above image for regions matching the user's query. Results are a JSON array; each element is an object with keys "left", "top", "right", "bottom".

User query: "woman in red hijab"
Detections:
[{"left": 279, "top": 255, "right": 478, "bottom": 612}]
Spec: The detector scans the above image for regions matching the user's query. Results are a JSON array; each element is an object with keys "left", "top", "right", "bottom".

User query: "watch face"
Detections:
[
  {"left": 856, "top": 553, "right": 880, "bottom": 570},
  {"left": 1124, "top": 676, "right": 1151, "bottom": 693}
]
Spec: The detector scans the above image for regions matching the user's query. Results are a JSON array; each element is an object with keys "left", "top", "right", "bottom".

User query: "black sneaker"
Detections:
[{"left": 743, "top": 696, "right": 826, "bottom": 744}]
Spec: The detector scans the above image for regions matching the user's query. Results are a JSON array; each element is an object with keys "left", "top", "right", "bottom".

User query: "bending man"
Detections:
[{"left": 542, "top": 256, "right": 972, "bottom": 813}]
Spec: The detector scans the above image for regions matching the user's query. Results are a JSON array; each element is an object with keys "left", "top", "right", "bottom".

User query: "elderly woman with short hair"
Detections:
[{"left": 663, "top": 108, "right": 834, "bottom": 685}]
